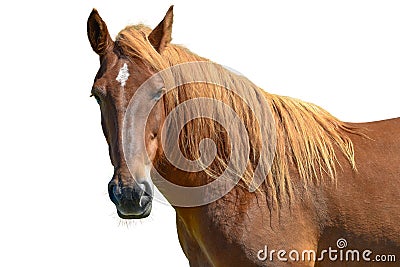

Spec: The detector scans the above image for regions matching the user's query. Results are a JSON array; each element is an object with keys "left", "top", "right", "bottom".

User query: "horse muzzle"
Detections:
[{"left": 108, "top": 179, "right": 153, "bottom": 219}]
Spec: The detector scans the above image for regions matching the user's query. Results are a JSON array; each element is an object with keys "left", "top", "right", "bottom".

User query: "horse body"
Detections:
[
  {"left": 322, "top": 119, "right": 400, "bottom": 253},
  {"left": 87, "top": 7, "right": 400, "bottom": 266},
  {"left": 174, "top": 119, "right": 400, "bottom": 266}
]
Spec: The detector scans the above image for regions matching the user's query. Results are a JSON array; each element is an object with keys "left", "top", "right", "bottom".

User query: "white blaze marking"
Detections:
[{"left": 116, "top": 63, "right": 130, "bottom": 87}]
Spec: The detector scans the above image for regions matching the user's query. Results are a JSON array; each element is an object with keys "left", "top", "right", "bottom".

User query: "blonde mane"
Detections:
[{"left": 116, "top": 25, "right": 359, "bottom": 204}]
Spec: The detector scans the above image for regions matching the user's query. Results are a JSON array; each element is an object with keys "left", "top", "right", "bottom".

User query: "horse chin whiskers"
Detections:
[
  {"left": 116, "top": 216, "right": 137, "bottom": 228},
  {"left": 110, "top": 208, "right": 155, "bottom": 228}
]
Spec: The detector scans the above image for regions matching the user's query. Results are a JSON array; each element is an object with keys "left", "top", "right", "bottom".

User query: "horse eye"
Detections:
[
  {"left": 153, "top": 89, "right": 164, "bottom": 101},
  {"left": 92, "top": 94, "right": 101, "bottom": 105},
  {"left": 150, "top": 133, "right": 157, "bottom": 140}
]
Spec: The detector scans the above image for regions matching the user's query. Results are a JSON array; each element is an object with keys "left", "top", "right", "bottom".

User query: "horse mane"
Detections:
[{"left": 116, "top": 25, "right": 359, "bottom": 204}]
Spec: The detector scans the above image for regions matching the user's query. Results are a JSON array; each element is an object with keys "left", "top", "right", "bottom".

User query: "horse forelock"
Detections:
[{"left": 115, "top": 24, "right": 361, "bottom": 205}]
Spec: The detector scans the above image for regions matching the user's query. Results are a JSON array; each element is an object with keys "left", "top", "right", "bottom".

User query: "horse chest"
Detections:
[{"left": 175, "top": 195, "right": 268, "bottom": 266}]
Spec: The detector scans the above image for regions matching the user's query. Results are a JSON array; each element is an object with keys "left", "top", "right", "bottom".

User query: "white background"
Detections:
[{"left": 0, "top": 1, "right": 399, "bottom": 266}]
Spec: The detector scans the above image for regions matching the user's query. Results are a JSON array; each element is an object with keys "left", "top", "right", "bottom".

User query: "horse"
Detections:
[{"left": 87, "top": 6, "right": 400, "bottom": 266}]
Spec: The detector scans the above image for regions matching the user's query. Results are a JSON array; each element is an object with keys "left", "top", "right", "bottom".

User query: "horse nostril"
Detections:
[
  {"left": 142, "top": 188, "right": 151, "bottom": 198},
  {"left": 140, "top": 181, "right": 153, "bottom": 198},
  {"left": 108, "top": 182, "right": 121, "bottom": 205},
  {"left": 128, "top": 185, "right": 144, "bottom": 201},
  {"left": 137, "top": 181, "right": 153, "bottom": 207}
]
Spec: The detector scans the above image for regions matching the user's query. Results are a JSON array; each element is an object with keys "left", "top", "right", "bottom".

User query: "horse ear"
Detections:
[
  {"left": 148, "top": 6, "right": 174, "bottom": 53},
  {"left": 87, "top": 9, "right": 113, "bottom": 56}
]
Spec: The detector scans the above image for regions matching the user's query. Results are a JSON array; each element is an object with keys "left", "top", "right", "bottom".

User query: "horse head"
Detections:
[{"left": 87, "top": 7, "right": 173, "bottom": 219}]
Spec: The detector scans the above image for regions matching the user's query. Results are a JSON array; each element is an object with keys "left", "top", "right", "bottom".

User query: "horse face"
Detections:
[{"left": 87, "top": 9, "right": 171, "bottom": 219}]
